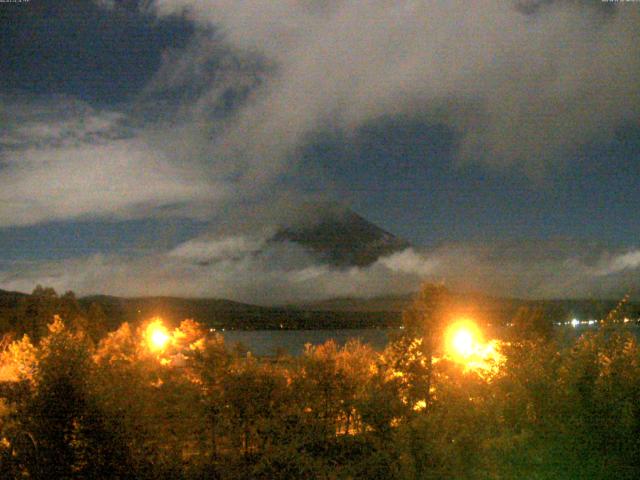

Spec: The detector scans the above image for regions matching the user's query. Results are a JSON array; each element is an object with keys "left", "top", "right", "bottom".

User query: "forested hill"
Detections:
[
  {"left": 78, "top": 292, "right": 640, "bottom": 332},
  {"left": 78, "top": 294, "right": 402, "bottom": 330},
  {"left": 1, "top": 287, "right": 639, "bottom": 340},
  {"left": 298, "top": 293, "right": 640, "bottom": 325},
  {"left": 0, "top": 288, "right": 27, "bottom": 314},
  {"left": 0, "top": 289, "right": 28, "bottom": 303},
  {"left": 0, "top": 288, "right": 402, "bottom": 336}
]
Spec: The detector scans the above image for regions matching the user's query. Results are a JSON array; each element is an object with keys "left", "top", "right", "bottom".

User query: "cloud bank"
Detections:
[
  {"left": 0, "top": 96, "right": 224, "bottom": 227},
  {"left": 148, "top": 0, "right": 640, "bottom": 179},
  {"left": 2, "top": 233, "right": 638, "bottom": 304}
]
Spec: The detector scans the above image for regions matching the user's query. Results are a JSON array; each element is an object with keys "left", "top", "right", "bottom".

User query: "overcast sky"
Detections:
[{"left": 0, "top": 0, "right": 639, "bottom": 303}]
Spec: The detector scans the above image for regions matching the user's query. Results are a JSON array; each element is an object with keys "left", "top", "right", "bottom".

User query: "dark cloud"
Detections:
[{"left": 0, "top": 0, "right": 194, "bottom": 104}]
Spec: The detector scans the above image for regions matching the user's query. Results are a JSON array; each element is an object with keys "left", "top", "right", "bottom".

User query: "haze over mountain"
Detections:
[{"left": 1, "top": 204, "right": 639, "bottom": 304}]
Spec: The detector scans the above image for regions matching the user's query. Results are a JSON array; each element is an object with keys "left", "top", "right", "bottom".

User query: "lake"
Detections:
[
  {"left": 222, "top": 328, "right": 395, "bottom": 356},
  {"left": 222, "top": 324, "right": 640, "bottom": 356}
]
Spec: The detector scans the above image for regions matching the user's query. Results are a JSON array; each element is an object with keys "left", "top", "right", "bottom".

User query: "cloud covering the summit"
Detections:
[{"left": 2, "top": 231, "right": 638, "bottom": 304}]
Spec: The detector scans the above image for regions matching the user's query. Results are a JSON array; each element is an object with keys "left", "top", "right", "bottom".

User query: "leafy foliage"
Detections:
[{"left": 0, "top": 286, "right": 638, "bottom": 479}]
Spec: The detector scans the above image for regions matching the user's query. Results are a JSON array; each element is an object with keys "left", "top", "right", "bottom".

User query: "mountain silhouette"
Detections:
[{"left": 271, "top": 204, "right": 410, "bottom": 267}]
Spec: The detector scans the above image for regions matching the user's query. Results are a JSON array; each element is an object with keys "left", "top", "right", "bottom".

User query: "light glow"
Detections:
[
  {"left": 445, "top": 320, "right": 482, "bottom": 362},
  {"left": 452, "top": 329, "right": 474, "bottom": 357},
  {"left": 444, "top": 319, "right": 504, "bottom": 377},
  {"left": 146, "top": 319, "right": 170, "bottom": 352}
]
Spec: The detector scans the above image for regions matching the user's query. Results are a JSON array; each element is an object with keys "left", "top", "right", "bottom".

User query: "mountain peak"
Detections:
[{"left": 271, "top": 204, "right": 410, "bottom": 267}]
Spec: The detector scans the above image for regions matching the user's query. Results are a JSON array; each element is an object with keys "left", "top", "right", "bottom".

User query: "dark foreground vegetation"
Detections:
[{"left": 0, "top": 285, "right": 639, "bottom": 479}]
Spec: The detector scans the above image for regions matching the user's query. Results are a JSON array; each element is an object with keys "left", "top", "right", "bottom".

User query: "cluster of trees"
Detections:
[
  {"left": 0, "top": 286, "right": 108, "bottom": 344},
  {"left": 0, "top": 286, "right": 638, "bottom": 479}
]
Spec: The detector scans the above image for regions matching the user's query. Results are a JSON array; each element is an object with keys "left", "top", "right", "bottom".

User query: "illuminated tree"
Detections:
[
  {"left": 93, "top": 318, "right": 212, "bottom": 477},
  {"left": 396, "top": 283, "right": 451, "bottom": 406},
  {"left": 357, "top": 362, "right": 405, "bottom": 438},
  {"left": 333, "top": 339, "right": 377, "bottom": 435},
  {"left": 11, "top": 288, "right": 98, "bottom": 344},
  {"left": 91, "top": 323, "right": 159, "bottom": 477},
  {"left": 0, "top": 334, "right": 37, "bottom": 384},
  {"left": 0, "top": 335, "right": 37, "bottom": 478},
  {"left": 23, "top": 317, "right": 93, "bottom": 478},
  {"left": 222, "top": 358, "right": 289, "bottom": 458},
  {"left": 191, "top": 331, "right": 230, "bottom": 464}
]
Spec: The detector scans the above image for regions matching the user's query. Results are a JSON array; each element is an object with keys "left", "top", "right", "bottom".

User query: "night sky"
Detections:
[{"left": 1, "top": 0, "right": 639, "bottom": 303}]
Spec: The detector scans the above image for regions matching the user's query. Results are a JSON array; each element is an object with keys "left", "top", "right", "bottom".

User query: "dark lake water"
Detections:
[
  {"left": 222, "top": 328, "right": 395, "bottom": 356},
  {"left": 222, "top": 325, "right": 640, "bottom": 357}
]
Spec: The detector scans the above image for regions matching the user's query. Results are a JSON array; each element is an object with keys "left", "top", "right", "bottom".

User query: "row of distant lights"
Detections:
[
  {"left": 210, "top": 323, "right": 297, "bottom": 331},
  {"left": 566, "top": 319, "right": 601, "bottom": 327},
  {"left": 568, "top": 317, "right": 640, "bottom": 328},
  {"left": 504, "top": 318, "right": 639, "bottom": 328},
  {"left": 564, "top": 317, "right": 639, "bottom": 328}
]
